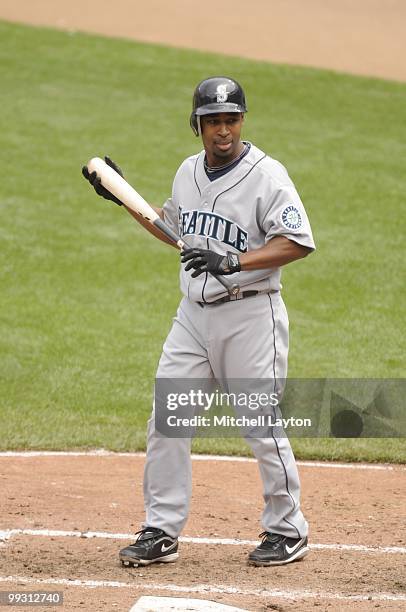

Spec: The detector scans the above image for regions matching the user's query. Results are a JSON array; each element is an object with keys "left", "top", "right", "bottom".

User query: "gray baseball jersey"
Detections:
[{"left": 163, "top": 143, "right": 315, "bottom": 302}]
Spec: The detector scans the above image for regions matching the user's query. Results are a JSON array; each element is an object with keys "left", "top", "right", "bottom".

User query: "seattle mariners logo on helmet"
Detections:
[
  {"left": 190, "top": 76, "right": 247, "bottom": 136},
  {"left": 216, "top": 84, "right": 229, "bottom": 103},
  {"left": 281, "top": 205, "right": 302, "bottom": 230}
]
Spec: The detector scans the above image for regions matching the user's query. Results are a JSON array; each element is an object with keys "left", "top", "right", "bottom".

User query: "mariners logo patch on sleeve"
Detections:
[{"left": 281, "top": 205, "right": 302, "bottom": 230}]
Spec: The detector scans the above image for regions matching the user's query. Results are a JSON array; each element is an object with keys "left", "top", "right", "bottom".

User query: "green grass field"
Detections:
[{"left": 0, "top": 21, "right": 405, "bottom": 462}]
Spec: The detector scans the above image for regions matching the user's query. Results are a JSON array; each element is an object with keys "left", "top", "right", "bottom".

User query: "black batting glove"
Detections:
[
  {"left": 181, "top": 248, "right": 241, "bottom": 277},
  {"left": 81, "top": 155, "right": 124, "bottom": 206}
]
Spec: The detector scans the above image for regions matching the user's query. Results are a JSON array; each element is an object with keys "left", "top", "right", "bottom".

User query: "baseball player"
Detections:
[{"left": 83, "top": 76, "right": 315, "bottom": 567}]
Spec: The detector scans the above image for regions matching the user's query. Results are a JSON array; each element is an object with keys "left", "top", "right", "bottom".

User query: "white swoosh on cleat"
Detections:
[
  {"left": 161, "top": 541, "right": 177, "bottom": 553},
  {"left": 285, "top": 539, "right": 305, "bottom": 555}
]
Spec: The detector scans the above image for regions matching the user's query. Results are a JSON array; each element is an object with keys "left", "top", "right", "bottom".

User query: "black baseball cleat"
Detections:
[
  {"left": 119, "top": 527, "right": 179, "bottom": 567},
  {"left": 248, "top": 532, "right": 309, "bottom": 566}
]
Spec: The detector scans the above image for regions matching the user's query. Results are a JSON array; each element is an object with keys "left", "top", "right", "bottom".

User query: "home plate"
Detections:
[{"left": 129, "top": 596, "right": 248, "bottom": 611}]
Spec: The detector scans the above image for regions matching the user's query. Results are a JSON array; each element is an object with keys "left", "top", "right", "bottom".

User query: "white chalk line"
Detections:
[
  {"left": 0, "top": 575, "right": 404, "bottom": 603},
  {"left": 0, "top": 528, "right": 405, "bottom": 555},
  {"left": 0, "top": 450, "right": 403, "bottom": 470}
]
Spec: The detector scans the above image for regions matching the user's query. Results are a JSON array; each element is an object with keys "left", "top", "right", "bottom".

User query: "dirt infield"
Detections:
[
  {"left": 1, "top": 454, "right": 405, "bottom": 610},
  {"left": 0, "top": 0, "right": 405, "bottom": 82}
]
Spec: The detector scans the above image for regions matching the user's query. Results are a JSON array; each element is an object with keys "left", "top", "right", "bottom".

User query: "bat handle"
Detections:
[
  {"left": 212, "top": 274, "right": 240, "bottom": 296},
  {"left": 154, "top": 219, "right": 240, "bottom": 296}
]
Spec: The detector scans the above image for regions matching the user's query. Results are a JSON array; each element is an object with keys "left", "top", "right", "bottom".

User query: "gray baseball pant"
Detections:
[{"left": 143, "top": 293, "right": 308, "bottom": 539}]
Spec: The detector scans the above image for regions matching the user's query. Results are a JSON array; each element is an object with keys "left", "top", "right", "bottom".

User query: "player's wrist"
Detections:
[{"left": 225, "top": 252, "right": 241, "bottom": 274}]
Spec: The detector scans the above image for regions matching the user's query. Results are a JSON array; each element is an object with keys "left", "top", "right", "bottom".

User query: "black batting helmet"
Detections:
[{"left": 190, "top": 76, "right": 247, "bottom": 136}]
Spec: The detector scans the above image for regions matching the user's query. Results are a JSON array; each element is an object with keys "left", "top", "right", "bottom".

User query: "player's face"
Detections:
[{"left": 200, "top": 113, "right": 244, "bottom": 166}]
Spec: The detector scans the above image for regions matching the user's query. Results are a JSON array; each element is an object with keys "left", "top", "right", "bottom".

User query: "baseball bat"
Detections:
[{"left": 86, "top": 157, "right": 240, "bottom": 296}]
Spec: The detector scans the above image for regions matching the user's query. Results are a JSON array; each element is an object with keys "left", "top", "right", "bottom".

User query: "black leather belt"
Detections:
[{"left": 198, "top": 289, "right": 277, "bottom": 307}]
